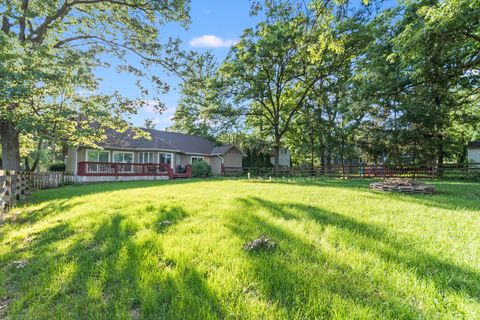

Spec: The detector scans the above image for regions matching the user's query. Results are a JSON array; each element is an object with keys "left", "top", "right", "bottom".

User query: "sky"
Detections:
[
  {"left": 93, "top": 0, "right": 261, "bottom": 130},
  {"left": 93, "top": 0, "right": 395, "bottom": 130}
]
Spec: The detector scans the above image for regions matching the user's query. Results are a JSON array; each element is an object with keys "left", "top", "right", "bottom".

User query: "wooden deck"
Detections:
[{"left": 77, "top": 162, "right": 192, "bottom": 179}]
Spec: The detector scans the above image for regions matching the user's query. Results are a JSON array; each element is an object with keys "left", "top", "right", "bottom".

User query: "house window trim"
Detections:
[
  {"left": 85, "top": 149, "right": 110, "bottom": 162},
  {"left": 190, "top": 156, "right": 204, "bottom": 164},
  {"left": 112, "top": 151, "right": 134, "bottom": 163},
  {"left": 138, "top": 151, "right": 155, "bottom": 164},
  {"left": 158, "top": 152, "right": 173, "bottom": 166},
  {"left": 112, "top": 151, "right": 135, "bottom": 173}
]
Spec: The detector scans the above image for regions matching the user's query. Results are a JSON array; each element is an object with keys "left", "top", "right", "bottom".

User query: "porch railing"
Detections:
[{"left": 78, "top": 162, "right": 173, "bottom": 178}]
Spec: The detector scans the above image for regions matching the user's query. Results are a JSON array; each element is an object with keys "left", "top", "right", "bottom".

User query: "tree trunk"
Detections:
[
  {"left": 272, "top": 130, "right": 281, "bottom": 176},
  {"left": 459, "top": 144, "right": 467, "bottom": 163},
  {"left": 320, "top": 147, "right": 325, "bottom": 176},
  {"left": 0, "top": 120, "right": 21, "bottom": 170},
  {"left": 24, "top": 157, "right": 30, "bottom": 171},
  {"left": 340, "top": 139, "right": 345, "bottom": 180},
  {"left": 310, "top": 133, "right": 315, "bottom": 170},
  {"left": 273, "top": 145, "right": 280, "bottom": 176},
  {"left": 29, "top": 138, "right": 43, "bottom": 172},
  {"left": 437, "top": 139, "right": 444, "bottom": 177}
]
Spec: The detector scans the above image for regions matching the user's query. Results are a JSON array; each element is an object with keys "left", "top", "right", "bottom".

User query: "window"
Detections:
[
  {"left": 113, "top": 151, "right": 134, "bottom": 172},
  {"left": 159, "top": 153, "right": 172, "bottom": 166},
  {"left": 139, "top": 152, "right": 155, "bottom": 163},
  {"left": 191, "top": 156, "right": 204, "bottom": 164},
  {"left": 113, "top": 152, "right": 133, "bottom": 163},
  {"left": 85, "top": 149, "right": 110, "bottom": 173},
  {"left": 86, "top": 149, "right": 110, "bottom": 162}
]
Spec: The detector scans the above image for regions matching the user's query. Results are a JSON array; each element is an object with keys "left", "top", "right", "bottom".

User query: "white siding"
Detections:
[
  {"left": 270, "top": 148, "right": 291, "bottom": 167},
  {"left": 468, "top": 148, "right": 480, "bottom": 163},
  {"left": 210, "top": 156, "right": 222, "bottom": 175},
  {"left": 224, "top": 149, "right": 243, "bottom": 168}
]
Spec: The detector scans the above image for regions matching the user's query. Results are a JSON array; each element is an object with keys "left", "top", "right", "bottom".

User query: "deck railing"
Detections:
[{"left": 78, "top": 162, "right": 173, "bottom": 178}]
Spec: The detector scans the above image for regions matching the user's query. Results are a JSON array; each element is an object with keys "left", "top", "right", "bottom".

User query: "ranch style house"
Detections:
[{"left": 65, "top": 128, "right": 245, "bottom": 183}]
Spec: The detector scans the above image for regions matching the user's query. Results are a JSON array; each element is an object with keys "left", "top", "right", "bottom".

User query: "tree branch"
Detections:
[
  {"left": 18, "top": 0, "right": 28, "bottom": 41},
  {"left": 53, "top": 35, "right": 186, "bottom": 80}
]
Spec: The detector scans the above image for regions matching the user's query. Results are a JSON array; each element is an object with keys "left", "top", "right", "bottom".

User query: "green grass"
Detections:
[{"left": 1, "top": 178, "right": 479, "bottom": 319}]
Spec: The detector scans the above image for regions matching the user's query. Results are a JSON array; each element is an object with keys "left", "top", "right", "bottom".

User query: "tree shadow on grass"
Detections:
[
  {"left": 7, "top": 199, "right": 82, "bottom": 226},
  {"left": 233, "top": 197, "right": 480, "bottom": 310},
  {"left": 152, "top": 206, "right": 189, "bottom": 233},
  {"left": 225, "top": 198, "right": 427, "bottom": 318},
  {"left": 2, "top": 211, "right": 224, "bottom": 319},
  {"left": 0, "top": 222, "right": 77, "bottom": 318},
  {"left": 28, "top": 178, "right": 203, "bottom": 205},
  {"left": 245, "top": 178, "right": 480, "bottom": 212}
]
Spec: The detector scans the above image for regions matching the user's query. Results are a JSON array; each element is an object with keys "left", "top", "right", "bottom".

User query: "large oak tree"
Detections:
[
  {"left": 0, "top": 0, "right": 190, "bottom": 170},
  {"left": 221, "top": 0, "right": 355, "bottom": 172}
]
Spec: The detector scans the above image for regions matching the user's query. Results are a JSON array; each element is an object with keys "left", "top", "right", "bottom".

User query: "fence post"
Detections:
[
  {"left": 24, "top": 172, "right": 31, "bottom": 199},
  {"left": 0, "top": 171, "right": 6, "bottom": 222},
  {"left": 4, "top": 171, "right": 14, "bottom": 211},
  {"left": 16, "top": 172, "right": 22, "bottom": 201}
]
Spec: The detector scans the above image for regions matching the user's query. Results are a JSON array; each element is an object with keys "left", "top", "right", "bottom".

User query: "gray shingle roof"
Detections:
[
  {"left": 210, "top": 145, "right": 234, "bottom": 155},
  {"left": 97, "top": 128, "right": 240, "bottom": 155}
]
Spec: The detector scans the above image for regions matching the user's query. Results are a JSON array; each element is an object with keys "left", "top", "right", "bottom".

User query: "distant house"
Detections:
[
  {"left": 66, "top": 128, "right": 244, "bottom": 182},
  {"left": 467, "top": 142, "right": 480, "bottom": 163},
  {"left": 270, "top": 148, "right": 291, "bottom": 168}
]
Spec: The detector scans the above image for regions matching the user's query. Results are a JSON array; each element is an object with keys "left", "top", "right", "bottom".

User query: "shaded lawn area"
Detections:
[{"left": 1, "top": 178, "right": 479, "bottom": 319}]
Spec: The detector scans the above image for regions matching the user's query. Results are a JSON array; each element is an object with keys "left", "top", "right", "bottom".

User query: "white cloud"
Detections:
[
  {"left": 143, "top": 106, "right": 176, "bottom": 130},
  {"left": 151, "top": 118, "right": 162, "bottom": 125},
  {"left": 142, "top": 100, "right": 158, "bottom": 113},
  {"left": 189, "top": 35, "right": 237, "bottom": 48}
]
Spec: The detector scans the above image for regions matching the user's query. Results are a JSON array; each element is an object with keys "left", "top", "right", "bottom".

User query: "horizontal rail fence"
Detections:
[
  {"left": 228, "top": 163, "right": 480, "bottom": 179},
  {"left": 0, "top": 171, "right": 73, "bottom": 216}
]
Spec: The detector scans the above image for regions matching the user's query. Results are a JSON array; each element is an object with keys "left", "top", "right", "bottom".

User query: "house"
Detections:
[
  {"left": 467, "top": 142, "right": 480, "bottom": 163},
  {"left": 66, "top": 128, "right": 245, "bottom": 182},
  {"left": 270, "top": 148, "right": 291, "bottom": 167}
]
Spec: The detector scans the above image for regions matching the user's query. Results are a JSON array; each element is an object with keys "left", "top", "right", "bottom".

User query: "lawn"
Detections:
[{"left": 1, "top": 178, "right": 479, "bottom": 319}]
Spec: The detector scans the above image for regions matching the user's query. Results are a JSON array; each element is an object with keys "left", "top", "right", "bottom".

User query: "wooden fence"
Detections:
[
  {"left": 0, "top": 171, "right": 71, "bottom": 219},
  {"left": 225, "top": 163, "right": 480, "bottom": 179}
]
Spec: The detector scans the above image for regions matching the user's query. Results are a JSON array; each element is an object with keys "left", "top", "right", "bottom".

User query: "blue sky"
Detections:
[{"left": 94, "top": 0, "right": 261, "bottom": 130}]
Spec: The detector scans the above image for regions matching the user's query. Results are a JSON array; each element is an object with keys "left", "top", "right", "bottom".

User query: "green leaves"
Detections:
[{"left": 1, "top": 0, "right": 191, "bottom": 169}]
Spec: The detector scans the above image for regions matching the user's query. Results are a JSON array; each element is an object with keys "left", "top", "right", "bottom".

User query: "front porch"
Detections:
[{"left": 76, "top": 161, "right": 192, "bottom": 182}]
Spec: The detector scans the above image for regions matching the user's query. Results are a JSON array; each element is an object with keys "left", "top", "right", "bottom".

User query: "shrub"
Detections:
[
  {"left": 191, "top": 161, "right": 211, "bottom": 178},
  {"left": 48, "top": 162, "right": 66, "bottom": 172}
]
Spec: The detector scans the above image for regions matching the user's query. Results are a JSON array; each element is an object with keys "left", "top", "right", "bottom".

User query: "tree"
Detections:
[
  {"left": 144, "top": 119, "right": 157, "bottom": 130},
  {"left": 170, "top": 51, "right": 241, "bottom": 141},
  {"left": 345, "top": 0, "right": 480, "bottom": 165},
  {"left": 0, "top": 0, "right": 190, "bottom": 170},
  {"left": 393, "top": 0, "right": 480, "bottom": 165},
  {"left": 221, "top": 0, "right": 353, "bottom": 173}
]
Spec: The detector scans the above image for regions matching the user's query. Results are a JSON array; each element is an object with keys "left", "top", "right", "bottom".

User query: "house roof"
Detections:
[
  {"left": 211, "top": 145, "right": 247, "bottom": 157},
  {"left": 97, "top": 128, "right": 242, "bottom": 156},
  {"left": 468, "top": 141, "right": 480, "bottom": 148}
]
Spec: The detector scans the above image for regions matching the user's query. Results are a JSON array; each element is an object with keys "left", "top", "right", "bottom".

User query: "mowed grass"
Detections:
[{"left": 1, "top": 178, "right": 479, "bottom": 319}]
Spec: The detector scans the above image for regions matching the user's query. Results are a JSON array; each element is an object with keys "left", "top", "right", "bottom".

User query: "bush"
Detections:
[
  {"left": 48, "top": 162, "right": 66, "bottom": 172},
  {"left": 191, "top": 161, "right": 212, "bottom": 178}
]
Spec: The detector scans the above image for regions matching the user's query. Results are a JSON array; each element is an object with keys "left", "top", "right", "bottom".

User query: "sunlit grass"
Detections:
[{"left": 1, "top": 178, "right": 479, "bottom": 319}]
